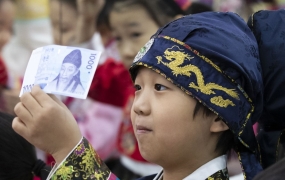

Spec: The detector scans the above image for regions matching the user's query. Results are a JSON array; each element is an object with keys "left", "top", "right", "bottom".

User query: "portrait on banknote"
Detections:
[{"left": 44, "top": 49, "right": 85, "bottom": 94}]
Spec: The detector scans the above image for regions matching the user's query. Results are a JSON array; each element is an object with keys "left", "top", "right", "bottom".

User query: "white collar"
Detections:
[{"left": 153, "top": 155, "right": 227, "bottom": 180}]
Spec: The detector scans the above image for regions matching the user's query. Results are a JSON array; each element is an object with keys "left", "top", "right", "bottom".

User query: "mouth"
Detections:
[{"left": 136, "top": 125, "right": 152, "bottom": 134}]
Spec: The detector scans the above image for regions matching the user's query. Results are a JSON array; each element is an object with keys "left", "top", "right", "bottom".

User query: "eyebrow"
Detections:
[
  {"left": 125, "top": 22, "right": 140, "bottom": 28},
  {"left": 111, "top": 22, "right": 141, "bottom": 31}
]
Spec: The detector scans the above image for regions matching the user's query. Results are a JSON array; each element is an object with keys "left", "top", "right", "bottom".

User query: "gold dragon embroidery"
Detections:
[
  {"left": 52, "top": 162, "right": 74, "bottom": 180},
  {"left": 94, "top": 171, "right": 105, "bottom": 179},
  {"left": 156, "top": 45, "right": 239, "bottom": 108},
  {"left": 52, "top": 138, "right": 111, "bottom": 180}
]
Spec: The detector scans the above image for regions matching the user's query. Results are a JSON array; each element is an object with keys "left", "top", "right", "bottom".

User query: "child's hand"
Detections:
[
  {"left": 75, "top": 0, "right": 105, "bottom": 43},
  {"left": 12, "top": 86, "right": 82, "bottom": 163},
  {"left": 77, "top": 0, "right": 105, "bottom": 21}
]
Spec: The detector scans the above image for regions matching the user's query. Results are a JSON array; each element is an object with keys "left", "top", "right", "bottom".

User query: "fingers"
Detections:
[
  {"left": 18, "top": 86, "right": 60, "bottom": 119},
  {"left": 12, "top": 85, "right": 82, "bottom": 157},
  {"left": 20, "top": 90, "right": 42, "bottom": 116},
  {"left": 14, "top": 102, "right": 33, "bottom": 122},
  {"left": 12, "top": 117, "right": 28, "bottom": 138},
  {"left": 30, "top": 85, "right": 56, "bottom": 108}
]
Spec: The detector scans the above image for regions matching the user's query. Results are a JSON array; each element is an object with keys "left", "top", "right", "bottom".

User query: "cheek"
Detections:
[
  {"left": 136, "top": 34, "right": 152, "bottom": 49},
  {"left": 152, "top": 97, "right": 197, "bottom": 143},
  {"left": 122, "top": 59, "right": 133, "bottom": 69},
  {"left": 0, "top": 30, "right": 11, "bottom": 47},
  {"left": 154, "top": 117, "right": 198, "bottom": 153},
  {"left": 130, "top": 106, "right": 136, "bottom": 126}
]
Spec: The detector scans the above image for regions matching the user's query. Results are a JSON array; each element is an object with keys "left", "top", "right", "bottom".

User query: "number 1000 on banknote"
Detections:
[{"left": 20, "top": 45, "right": 101, "bottom": 99}]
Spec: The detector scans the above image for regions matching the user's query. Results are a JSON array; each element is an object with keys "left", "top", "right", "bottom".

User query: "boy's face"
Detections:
[
  {"left": 109, "top": 4, "right": 159, "bottom": 69},
  {"left": 131, "top": 67, "right": 219, "bottom": 167},
  {"left": 0, "top": 0, "right": 15, "bottom": 51},
  {"left": 50, "top": 0, "right": 77, "bottom": 45}
]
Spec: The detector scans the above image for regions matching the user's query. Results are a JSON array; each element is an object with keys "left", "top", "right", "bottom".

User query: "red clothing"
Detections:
[
  {"left": 88, "top": 58, "right": 146, "bottom": 162},
  {"left": 0, "top": 56, "right": 8, "bottom": 87},
  {"left": 89, "top": 58, "right": 133, "bottom": 107}
]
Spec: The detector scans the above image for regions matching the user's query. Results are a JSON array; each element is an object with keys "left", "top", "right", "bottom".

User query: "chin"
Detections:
[{"left": 138, "top": 144, "right": 158, "bottom": 164}]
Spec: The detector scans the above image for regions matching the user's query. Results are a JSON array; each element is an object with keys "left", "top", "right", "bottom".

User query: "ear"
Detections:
[{"left": 210, "top": 118, "right": 229, "bottom": 133}]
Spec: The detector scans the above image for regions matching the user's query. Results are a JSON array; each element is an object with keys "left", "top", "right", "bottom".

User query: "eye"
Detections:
[
  {"left": 154, "top": 84, "right": 167, "bottom": 91},
  {"left": 134, "top": 84, "right": 141, "bottom": 91},
  {"left": 131, "top": 32, "right": 142, "bottom": 38},
  {"left": 114, "top": 36, "right": 122, "bottom": 42}
]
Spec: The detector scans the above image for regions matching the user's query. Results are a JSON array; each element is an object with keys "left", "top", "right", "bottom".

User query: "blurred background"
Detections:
[{"left": 0, "top": 0, "right": 284, "bottom": 180}]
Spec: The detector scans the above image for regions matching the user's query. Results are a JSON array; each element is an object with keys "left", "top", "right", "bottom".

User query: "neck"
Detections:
[{"left": 162, "top": 152, "right": 222, "bottom": 180}]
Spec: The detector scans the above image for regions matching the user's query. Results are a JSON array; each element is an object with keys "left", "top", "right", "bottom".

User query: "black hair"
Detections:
[
  {"left": 193, "top": 102, "right": 235, "bottom": 155},
  {"left": 109, "top": 0, "right": 184, "bottom": 27},
  {"left": 0, "top": 112, "right": 50, "bottom": 180},
  {"left": 96, "top": 0, "right": 116, "bottom": 28}
]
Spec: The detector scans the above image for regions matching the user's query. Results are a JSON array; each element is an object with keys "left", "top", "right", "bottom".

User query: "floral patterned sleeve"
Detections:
[{"left": 49, "top": 137, "right": 120, "bottom": 180}]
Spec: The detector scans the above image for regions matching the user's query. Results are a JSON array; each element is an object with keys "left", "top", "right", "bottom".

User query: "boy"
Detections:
[{"left": 13, "top": 12, "right": 263, "bottom": 180}]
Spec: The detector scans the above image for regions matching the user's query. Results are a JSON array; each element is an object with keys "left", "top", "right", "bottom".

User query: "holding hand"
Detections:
[
  {"left": 12, "top": 86, "right": 82, "bottom": 163},
  {"left": 77, "top": 0, "right": 105, "bottom": 20},
  {"left": 75, "top": 0, "right": 105, "bottom": 43}
]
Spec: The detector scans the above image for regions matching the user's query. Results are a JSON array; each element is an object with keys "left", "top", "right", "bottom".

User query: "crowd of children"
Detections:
[{"left": 0, "top": 0, "right": 285, "bottom": 180}]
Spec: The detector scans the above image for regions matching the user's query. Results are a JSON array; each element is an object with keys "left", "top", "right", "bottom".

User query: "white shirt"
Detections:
[
  {"left": 121, "top": 155, "right": 162, "bottom": 176},
  {"left": 153, "top": 155, "right": 227, "bottom": 180}
]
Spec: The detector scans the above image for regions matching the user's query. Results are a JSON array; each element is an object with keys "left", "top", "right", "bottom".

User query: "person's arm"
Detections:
[
  {"left": 12, "top": 86, "right": 120, "bottom": 179},
  {"left": 75, "top": 0, "right": 105, "bottom": 44},
  {"left": 47, "top": 137, "right": 119, "bottom": 179}
]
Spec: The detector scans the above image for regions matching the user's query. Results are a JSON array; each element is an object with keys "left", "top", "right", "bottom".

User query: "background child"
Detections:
[
  {"left": 0, "top": 0, "right": 15, "bottom": 52},
  {"left": 0, "top": 0, "right": 14, "bottom": 111},
  {"left": 12, "top": 11, "right": 267, "bottom": 180},
  {"left": 1, "top": 0, "right": 52, "bottom": 115}
]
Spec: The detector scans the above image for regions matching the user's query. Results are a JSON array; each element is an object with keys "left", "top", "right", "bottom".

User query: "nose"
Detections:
[{"left": 132, "top": 89, "right": 151, "bottom": 116}]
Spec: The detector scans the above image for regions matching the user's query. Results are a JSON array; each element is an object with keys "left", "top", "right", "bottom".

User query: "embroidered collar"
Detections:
[{"left": 153, "top": 155, "right": 227, "bottom": 180}]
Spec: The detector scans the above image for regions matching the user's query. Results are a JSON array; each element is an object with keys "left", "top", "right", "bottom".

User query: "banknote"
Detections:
[{"left": 20, "top": 45, "right": 101, "bottom": 99}]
